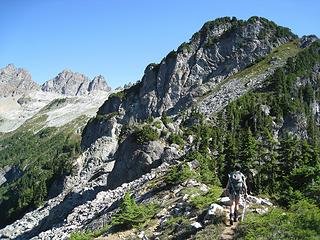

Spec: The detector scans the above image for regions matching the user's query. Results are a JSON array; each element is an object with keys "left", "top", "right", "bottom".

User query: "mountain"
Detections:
[
  {"left": 42, "top": 70, "right": 111, "bottom": 96},
  {"left": 0, "top": 64, "right": 39, "bottom": 97},
  {"left": 0, "top": 67, "right": 111, "bottom": 133},
  {"left": 0, "top": 17, "right": 319, "bottom": 239}
]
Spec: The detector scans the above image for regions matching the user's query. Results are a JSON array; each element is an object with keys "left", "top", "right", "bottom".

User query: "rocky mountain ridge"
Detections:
[
  {"left": 42, "top": 70, "right": 111, "bottom": 96},
  {"left": 0, "top": 64, "right": 111, "bottom": 98},
  {"left": 0, "top": 65, "right": 112, "bottom": 132},
  {"left": 92, "top": 16, "right": 296, "bottom": 125}
]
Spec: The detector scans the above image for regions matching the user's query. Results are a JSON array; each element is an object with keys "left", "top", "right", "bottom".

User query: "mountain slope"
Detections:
[
  {"left": 0, "top": 67, "right": 111, "bottom": 133},
  {"left": 82, "top": 16, "right": 297, "bottom": 148},
  {"left": 0, "top": 17, "right": 319, "bottom": 240}
]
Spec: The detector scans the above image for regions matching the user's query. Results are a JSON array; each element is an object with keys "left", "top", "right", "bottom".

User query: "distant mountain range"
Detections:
[{"left": 0, "top": 64, "right": 111, "bottom": 97}]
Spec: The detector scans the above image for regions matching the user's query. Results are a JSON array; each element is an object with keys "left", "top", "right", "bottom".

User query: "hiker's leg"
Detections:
[
  {"left": 229, "top": 195, "right": 235, "bottom": 224},
  {"left": 234, "top": 195, "right": 240, "bottom": 222},
  {"left": 234, "top": 195, "right": 240, "bottom": 212},
  {"left": 230, "top": 200, "right": 235, "bottom": 214}
]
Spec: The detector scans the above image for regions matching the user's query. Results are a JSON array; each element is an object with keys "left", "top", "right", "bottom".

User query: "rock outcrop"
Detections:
[
  {"left": 0, "top": 64, "right": 39, "bottom": 97},
  {"left": 42, "top": 70, "right": 111, "bottom": 96},
  {"left": 82, "top": 16, "right": 297, "bottom": 148},
  {"left": 95, "top": 17, "right": 296, "bottom": 123}
]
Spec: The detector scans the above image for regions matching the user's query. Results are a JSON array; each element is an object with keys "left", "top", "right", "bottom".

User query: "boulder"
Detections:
[{"left": 207, "top": 203, "right": 224, "bottom": 216}]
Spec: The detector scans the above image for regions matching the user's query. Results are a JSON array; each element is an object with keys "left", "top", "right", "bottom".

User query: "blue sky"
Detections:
[{"left": 0, "top": 0, "right": 319, "bottom": 89}]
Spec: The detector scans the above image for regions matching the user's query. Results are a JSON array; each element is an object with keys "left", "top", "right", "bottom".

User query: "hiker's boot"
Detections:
[
  {"left": 229, "top": 213, "right": 234, "bottom": 225},
  {"left": 234, "top": 211, "right": 238, "bottom": 222}
]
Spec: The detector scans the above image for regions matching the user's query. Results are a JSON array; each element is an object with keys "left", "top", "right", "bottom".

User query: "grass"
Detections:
[
  {"left": 189, "top": 186, "right": 223, "bottom": 209},
  {"left": 192, "top": 223, "right": 225, "bottom": 240},
  {"left": 236, "top": 200, "right": 320, "bottom": 240}
]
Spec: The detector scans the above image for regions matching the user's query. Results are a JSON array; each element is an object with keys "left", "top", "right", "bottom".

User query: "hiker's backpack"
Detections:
[{"left": 229, "top": 171, "right": 244, "bottom": 192}]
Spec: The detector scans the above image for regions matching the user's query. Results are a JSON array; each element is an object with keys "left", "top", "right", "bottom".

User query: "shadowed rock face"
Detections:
[
  {"left": 0, "top": 64, "right": 40, "bottom": 97},
  {"left": 42, "top": 70, "right": 111, "bottom": 96}
]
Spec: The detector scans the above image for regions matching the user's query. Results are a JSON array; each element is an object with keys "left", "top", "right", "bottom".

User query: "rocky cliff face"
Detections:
[
  {"left": 42, "top": 70, "right": 111, "bottom": 96},
  {"left": 83, "top": 16, "right": 297, "bottom": 148},
  {"left": 96, "top": 17, "right": 296, "bottom": 123},
  {"left": 0, "top": 64, "right": 40, "bottom": 97}
]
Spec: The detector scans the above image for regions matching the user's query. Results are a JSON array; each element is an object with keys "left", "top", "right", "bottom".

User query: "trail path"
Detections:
[{"left": 220, "top": 222, "right": 239, "bottom": 240}]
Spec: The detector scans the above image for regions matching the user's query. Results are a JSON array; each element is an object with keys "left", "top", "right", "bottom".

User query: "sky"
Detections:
[{"left": 0, "top": 0, "right": 319, "bottom": 89}]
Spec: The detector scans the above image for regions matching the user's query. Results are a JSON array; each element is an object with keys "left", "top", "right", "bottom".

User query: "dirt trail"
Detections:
[{"left": 220, "top": 222, "right": 239, "bottom": 240}]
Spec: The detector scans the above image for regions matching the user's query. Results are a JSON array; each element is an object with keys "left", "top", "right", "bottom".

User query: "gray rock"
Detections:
[
  {"left": 261, "top": 198, "right": 273, "bottom": 206},
  {"left": 190, "top": 222, "right": 202, "bottom": 229},
  {"left": 42, "top": 70, "right": 111, "bottom": 96},
  {"left": 199, "top": 184, "right": 209, "bottom": 193},
  {"left": 246, "top": 195, "right": 262, "bottom": 204},
  {"left": 106, "top": 138, "right": 165, "bottom": 189},
  {"left": 300, "top": 35, "right": 318, "bottom": 48},
  {"left": 254, "top": 208, "right": 269, "bottom": 214},
  {"left": 207, "top": 203, "right": 224, "bottom": 216},
  {"left": 0, "top": 64, "right": 39, "bottom": 97},
  {"left": 187, "top": 160, "right": 200, "bottom": 170},
  {"left": 88, "top": 75, "right": 111, "bottom": 93},
  {"left": 42, "top": 69, "right": 90, "bottom": 96},
  {"left": 220, "top": 196, "right": 232, "bottom": 206}
]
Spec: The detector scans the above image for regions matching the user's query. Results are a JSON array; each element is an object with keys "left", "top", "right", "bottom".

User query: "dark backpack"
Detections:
[{"left": 229, "top": 171, "right": 244, "bottom": 192}]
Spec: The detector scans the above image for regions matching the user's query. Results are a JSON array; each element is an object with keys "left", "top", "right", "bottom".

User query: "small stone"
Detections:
[
  {"left": 261, "top": 199, "right": 273, "bottom": 206},
  {"left": 199, "top": 184, "right": 209, "bottom": 193},
  {"left": 190, "top": 222, "right": 202, "bottom": 229},
  {"left": 220, "top": 196, "right": 232, "bottom": 206},
  {"left": 182, "top": 194, "right": 189, "bottom": 201}
]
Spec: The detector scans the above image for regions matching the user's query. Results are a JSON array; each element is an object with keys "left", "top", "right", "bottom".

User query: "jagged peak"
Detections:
[
  {"left": 56, "top": 69, "right": 89, "bottom": 80},
  {"left": 0, "top": 64, "right": 30, "bottom": 76},
  {"left": 3, "top": 63, "right": 16, "bottom": 71}
]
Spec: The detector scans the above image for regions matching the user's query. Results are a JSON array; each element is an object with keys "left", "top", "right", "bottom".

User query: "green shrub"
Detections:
[
  {"left": 168, "top": 133, "right": 185, "bottom": 146},
  {"left": 164, "top": 164, "right": 194, "bottom": 185},
  {"left": 133, "top": 125, "right": 159, "bottom": 145},
  {"left": 160, "top": 130, "right": 169, "bottom": 138},
  {"left": 69, "top": 232, "right": 93, "bottom": 240},
  {"left": 112, "top": 192, "right": 158, "bottom": 229},
  {"left": 161, "top": 113, "right": 172, "bottom": 126},
  {"left": 237, "top": 200, "right": 320, "bottom": 240},
  {"left": 177, "top": 42, "right": 191, "bottom": 52},
  {"left": 153, "top": 120, "right": 162, "bottom": 129},
  {"left": 166, "top": 50, "right": 177, "bottom": 59},
  {"left": 108, "top": 91, "right": 125, "bottom": 100},
  {"left": 147, "top": 116, "right": 154, "bottom": 124},
  {"left": 190, "top": 186, "right": 223, "bottom": 209}
]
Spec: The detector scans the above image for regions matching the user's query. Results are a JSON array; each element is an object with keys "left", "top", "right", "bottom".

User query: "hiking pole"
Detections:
[{"left": 241, "top": 195, "right": 247, "bottom": 222}]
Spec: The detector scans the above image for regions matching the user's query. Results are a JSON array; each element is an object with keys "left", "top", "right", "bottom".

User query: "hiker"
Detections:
[{"left": 225, "top": 163, "right": 247, "bottom": 225}]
